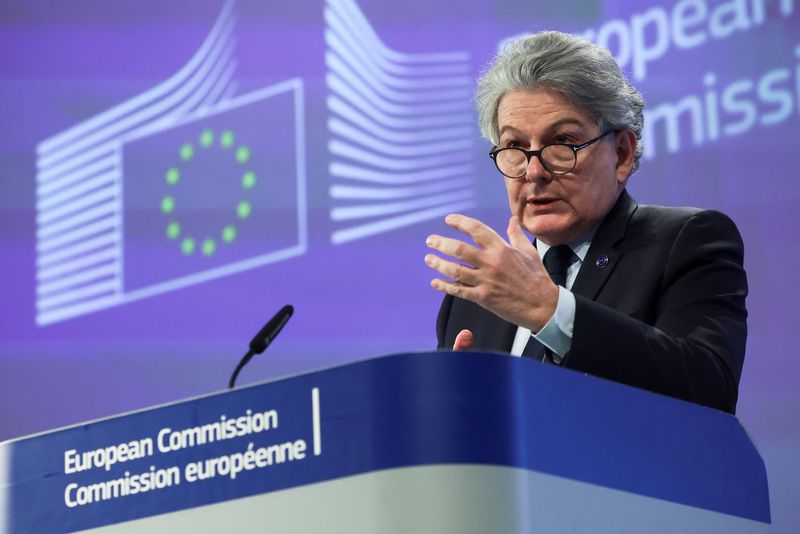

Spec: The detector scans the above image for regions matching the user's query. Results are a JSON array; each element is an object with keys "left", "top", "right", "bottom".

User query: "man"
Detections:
[{"left": 425, "top": 31, "right": 747, "bottom": 413}]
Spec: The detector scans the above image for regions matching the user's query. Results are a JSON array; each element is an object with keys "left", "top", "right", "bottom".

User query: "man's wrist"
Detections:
[{"left": 531, "top": 286, "right": 575, "bottom": 357}]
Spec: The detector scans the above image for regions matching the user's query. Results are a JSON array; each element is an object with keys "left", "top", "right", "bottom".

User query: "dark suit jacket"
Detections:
[{"left": 436, "top": 190, "right": 748, "bottom": 413}]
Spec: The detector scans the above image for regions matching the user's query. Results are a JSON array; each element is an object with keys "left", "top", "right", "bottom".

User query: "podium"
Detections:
[{"left": 0, "top": 352, "right": 770, "bottom": 533}]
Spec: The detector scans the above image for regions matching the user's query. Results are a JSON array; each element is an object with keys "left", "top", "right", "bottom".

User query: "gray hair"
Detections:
[{"left": 475, "top": 31, "right": 645, "bottom": 174}]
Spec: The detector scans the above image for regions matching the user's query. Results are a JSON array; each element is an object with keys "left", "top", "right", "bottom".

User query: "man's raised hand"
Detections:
[{"left": 425, "top": 214, "right": 559, "bottom": 334}]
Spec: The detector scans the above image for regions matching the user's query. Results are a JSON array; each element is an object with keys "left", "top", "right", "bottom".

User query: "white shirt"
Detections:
[{"left": 509, "top": 230, "right": 596, "bottom": 361}]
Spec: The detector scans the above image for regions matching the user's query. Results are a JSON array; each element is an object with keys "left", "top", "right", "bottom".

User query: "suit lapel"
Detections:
[{"left": 571, "top": 190, "right": 637, "bottom": 300}]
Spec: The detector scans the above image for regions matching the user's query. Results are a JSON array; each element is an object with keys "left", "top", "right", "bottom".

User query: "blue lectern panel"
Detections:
[{"left": 0, "top": 352, "right": 770, "bottom": 532}]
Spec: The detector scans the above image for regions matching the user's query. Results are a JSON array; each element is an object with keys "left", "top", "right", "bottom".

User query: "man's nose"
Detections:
[{"left": 524, "top": 153, "right": 553, "bottom": 183}]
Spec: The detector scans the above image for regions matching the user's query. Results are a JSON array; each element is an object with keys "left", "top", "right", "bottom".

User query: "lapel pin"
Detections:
[{"left": 595, "top": 255, "right": 609, "bottom": 268}]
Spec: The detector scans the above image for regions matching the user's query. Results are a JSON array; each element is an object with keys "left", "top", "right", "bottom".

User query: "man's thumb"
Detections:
[
  {"left": 507, "top": 216, "right": 534, "bottom": 252},
  {"left": 453, "top": 329, "right": 474, "bottom": 351}
]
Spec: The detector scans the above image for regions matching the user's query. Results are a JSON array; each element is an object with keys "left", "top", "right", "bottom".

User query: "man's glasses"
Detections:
[{"left": 489, "top": 130, "right": 617, "bottom": 178}]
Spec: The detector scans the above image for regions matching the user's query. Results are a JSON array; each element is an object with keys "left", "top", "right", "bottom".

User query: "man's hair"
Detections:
[{"left": 475, "top": 31, "right": 645, "bottom": 174}]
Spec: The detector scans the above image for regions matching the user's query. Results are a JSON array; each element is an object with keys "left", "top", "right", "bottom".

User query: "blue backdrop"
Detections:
[{"left": 1, "top": 0, "right": 798, "bottom": 530}]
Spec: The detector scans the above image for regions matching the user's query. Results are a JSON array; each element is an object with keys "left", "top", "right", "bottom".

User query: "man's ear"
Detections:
[{"left": 615, "top": 129, "right": 637, "bottom": 185}]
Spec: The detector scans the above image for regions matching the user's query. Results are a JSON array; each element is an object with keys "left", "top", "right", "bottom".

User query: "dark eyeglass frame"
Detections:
[{"left": 489, "top": 129, "right": 618, "bottom": 178}]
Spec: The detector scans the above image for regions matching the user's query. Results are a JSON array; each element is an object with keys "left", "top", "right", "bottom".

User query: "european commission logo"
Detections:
[
  {"left": 34, "top": 2, "right": 307, "bottom": 326},
  {"left": 34, "top": 0, "right": 476, "bottom": 325}
]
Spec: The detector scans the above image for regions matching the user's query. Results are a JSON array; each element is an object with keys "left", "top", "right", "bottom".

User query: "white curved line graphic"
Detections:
[
  {"left": 38, "top": 1, "right": 236, "bottom": 156},
  {"left": 164, "top": 37, "right": 237, "bottom": 122},
  {"left": 326, "top": 0, "right": 475, "bottom": 244},
  {"left": 37, "top": 248, "right": 118, "bottom": 282},
  {"left": 330, "top": 140, "right": 471, "bottom": 171},
  {"left": 328, "top": 95, "right": 470, "bottom": 130},
  {"left": 330, "top": 0, "right": 468, "bottom": 64},
  {"left": 199, "top": 58, "right": 238, "bottom": 110},
  {"left": 37, "top": 233, "right": 118, "bottom": 268},
  {"left": 38, "top": 147, "right": 118, "bottom": 185},
  {"left": 324, "top": 10, "right": 469, "bottom": 76},
  {"left": 325, "top": 50, "right": 470, "bottom": 91},
  {"left": 330, "top": 178, "right": 472, "bottom": 200},
  {"left": 326, "top": 54, "right": 471, "bottom": 105},
  {"left": 37, "top": 202, "right": 118, "bottom": 239},
  {"left": 37, "top": 185, "right": 118, "bottom": 225},
  {"left": 331, "top": 190, "right": 475, "bottom": 221},
  {"left": 331, "top": 200, "right": 476, "bottom": 245},
  {"left": 330, "top": 162, "right": 474, "bottom": 185},
  {"left": 37, "top": 218, "right": 118, "bottom": 253},
  {"left": 38, "top": 160, "right": 117, "bottom": 199},
  {"left": 326, "top": 68, "right": 470, "bottom": 116},
  {"left": 37, "top": 264, "right": 120, "bottom": 297},
  {"left": 37, "top": 280, "right": 119, "bottom": 312},
  {"left": 329, "top": 119, "right": 473, "bottom": 157},
  {"left": 38, "top": 17, "right": 236, "bottom": 170},
  {"left": 328, "top": 112, "right": 472, "bottom": 146},
  {"left": 38, "top": 171, "right": 117, "bottom": 211}
]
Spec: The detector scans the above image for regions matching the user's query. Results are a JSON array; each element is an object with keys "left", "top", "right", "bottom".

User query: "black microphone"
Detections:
[{"left": 228, "top": 305, "right": 294, "bottom": 389}]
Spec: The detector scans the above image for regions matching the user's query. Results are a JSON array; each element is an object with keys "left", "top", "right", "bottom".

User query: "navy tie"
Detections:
[
  {"left": 521, "top": 245, "right": 574, "bottom": 362},
  {"left": 543, "top": 244, "right": 574, "bottom": 288}
]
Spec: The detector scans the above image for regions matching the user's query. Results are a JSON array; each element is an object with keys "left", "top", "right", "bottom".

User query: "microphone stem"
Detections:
[{"left": 228, "top": 349, "right": 254, "bottom": 389}]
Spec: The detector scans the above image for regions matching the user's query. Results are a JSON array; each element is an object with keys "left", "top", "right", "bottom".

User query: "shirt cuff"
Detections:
[{"left": 531, "top": 286, "right": 575, "bottom": 361}]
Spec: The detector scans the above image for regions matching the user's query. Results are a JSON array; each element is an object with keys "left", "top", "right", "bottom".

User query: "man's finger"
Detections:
[
  {"left": 430, "top": 277, "right": 474, "bottom": 301},
  {"left": 424, "top": 254, "right": 479, "bottom": 286},
  {"left": 444, "top": 213, "right": 505, "bottom": 250},
  {"left": 426, "top": 234, "right": 482, "bottom": 265}
]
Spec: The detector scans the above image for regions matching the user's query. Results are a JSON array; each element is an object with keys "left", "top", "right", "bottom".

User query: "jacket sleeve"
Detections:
[
  {"left": 436, "top": 294, "right": 455, "bottom": 350},
  {"left": 562, "top": 209, "right": 748, "bottom": 413}
]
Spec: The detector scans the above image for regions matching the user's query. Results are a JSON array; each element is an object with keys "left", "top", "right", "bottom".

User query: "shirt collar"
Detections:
[{"left": 535, "top": 225, "right": 598, "bottom": 263}]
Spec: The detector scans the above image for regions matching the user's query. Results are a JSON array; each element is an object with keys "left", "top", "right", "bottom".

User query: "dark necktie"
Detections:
[{"left": 521, "top": 244, "right": 574, "bottom": 362}]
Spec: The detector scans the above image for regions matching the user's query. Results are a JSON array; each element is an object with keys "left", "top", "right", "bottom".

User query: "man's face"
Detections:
[{"left": 496, "top": 88, "right": 634, "bottom": 245}]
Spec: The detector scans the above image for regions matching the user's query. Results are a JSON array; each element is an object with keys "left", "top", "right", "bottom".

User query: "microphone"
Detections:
[{"left": 228, "top": 305, "right": 294, "bottom": 389}]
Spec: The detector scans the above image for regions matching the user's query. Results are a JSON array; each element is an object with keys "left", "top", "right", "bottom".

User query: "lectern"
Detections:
[{"left": 0, "top": 352, "right": 770, "bottom": 532}]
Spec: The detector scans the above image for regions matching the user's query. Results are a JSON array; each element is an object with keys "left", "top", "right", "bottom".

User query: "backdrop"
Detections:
[{"left": 1, "top": 0, "right": 798, "bottom": 530}]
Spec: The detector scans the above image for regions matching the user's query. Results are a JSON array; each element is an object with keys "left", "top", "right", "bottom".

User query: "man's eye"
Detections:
[
  {"left": 505, "top": 140, "right": 524, "bottom": 149},
  {"left": 554, "top": 134, "right": 571, "bottom": 144}
]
